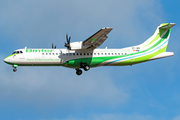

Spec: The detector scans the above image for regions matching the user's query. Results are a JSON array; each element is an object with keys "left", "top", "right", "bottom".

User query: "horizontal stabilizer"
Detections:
[
  {"left": 148, "top": 52, "right": 174, "bottom": 61},
  {"left": 159, "top": 23, "right": 176, "bottom": 29}
]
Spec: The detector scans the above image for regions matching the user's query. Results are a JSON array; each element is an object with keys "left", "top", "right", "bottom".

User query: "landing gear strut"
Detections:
[{"left": 76, "top": 69, "right": 82, "bottom": 75}]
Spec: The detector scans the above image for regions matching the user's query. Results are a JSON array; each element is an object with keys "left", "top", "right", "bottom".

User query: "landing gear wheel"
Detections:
[
  {"left": 13, "top": 68, "right": 17, "bottom": 72},
  {"left": 84, "top": 65, "right": 90, "bottom": 71},
  {"left": 76, "top": 69, "right": 82, "bottom": 75}
]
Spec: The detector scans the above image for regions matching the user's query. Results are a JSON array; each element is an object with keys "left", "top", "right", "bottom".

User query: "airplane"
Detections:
[{"left": 4, "top": 23, "right": 176, "bottom": 75}]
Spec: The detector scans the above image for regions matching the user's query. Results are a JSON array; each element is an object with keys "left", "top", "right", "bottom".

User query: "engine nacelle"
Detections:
[{"left": 69, "top": 41, "right": 88, "bottom": 50}]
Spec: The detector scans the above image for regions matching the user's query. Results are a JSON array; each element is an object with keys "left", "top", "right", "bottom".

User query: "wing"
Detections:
[{"left": 83, "top": 27, "right": 113, "bottom": 49}]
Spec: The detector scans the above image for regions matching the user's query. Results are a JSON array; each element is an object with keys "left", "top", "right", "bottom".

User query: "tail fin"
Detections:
[{"left": 140, "top": 23, "right": 176, "bottom": 52}]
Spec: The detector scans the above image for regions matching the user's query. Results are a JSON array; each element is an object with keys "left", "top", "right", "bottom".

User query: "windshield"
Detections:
[
  {"left": 12, "top": 51, "right": 23, "bottom": 54},
  {"left": 12, "top": 51, "right": 16, "bottom": 54}
]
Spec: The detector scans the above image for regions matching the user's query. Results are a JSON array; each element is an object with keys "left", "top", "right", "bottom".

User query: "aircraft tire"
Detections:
[
  {"left": 76, "top": 69, "right": 82, "bottom": 75},
  {"left": 84, "top": 65, "right": 90, "bottom": 71},
  {"left": 13, "top": 68, "right": 17, "bottom": 72}
]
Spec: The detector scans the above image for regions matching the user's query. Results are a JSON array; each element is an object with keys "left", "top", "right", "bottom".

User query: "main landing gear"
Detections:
[
  {"left": 76, "top": 69, "right": 82, "bottom": 75},
  {"left": 75, "top": 62, "right": 90, "bottom": 75},
  {"left": 83, "top": 65, "right": 90, "bottom": 71}
]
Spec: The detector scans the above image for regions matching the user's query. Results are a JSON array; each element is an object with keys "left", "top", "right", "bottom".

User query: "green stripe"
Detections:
[
  {"left": 144, "top": 34, "right": 160, "bottom": 47},
  {"left": 144, "top": 28, "right": 170, "bottom": 48},
  {"left": 5, "top": 54, "right": 18, "bottom": 59},
  {"left": 113, "top": 45, "right": 167, "bottom": 66}
]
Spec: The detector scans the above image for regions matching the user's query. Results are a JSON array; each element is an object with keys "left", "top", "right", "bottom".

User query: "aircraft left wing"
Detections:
[{"left": 82, "top": 27, "right": 113, "bottom": 49}]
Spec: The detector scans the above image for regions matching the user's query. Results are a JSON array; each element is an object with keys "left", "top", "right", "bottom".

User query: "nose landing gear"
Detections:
[
  {"left": 12, "top": 65, "right": 18, "bottom": 72},
  {"left": 13, "top": 68, "right": 17, "bottom": 72}
]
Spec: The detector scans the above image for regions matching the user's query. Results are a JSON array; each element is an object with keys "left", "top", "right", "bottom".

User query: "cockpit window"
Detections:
[
  {"left": 12, "top": 51, "right": 23, "bottom": 54},
  {"left": 12, "top": 51, "right": 16, "bottom": 54}
]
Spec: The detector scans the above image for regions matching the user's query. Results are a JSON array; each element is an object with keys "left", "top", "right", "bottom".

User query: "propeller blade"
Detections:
[
  {"left": 65, "top": 33, "right": 71, "bottom": 50},
  {"left": 64, "top": 42, "right": 67, "bottom": 47},
  {"left": 54, "top": 46, "right": 56, "bottom": 49},
  {"left": 66, "top": 33, "right": 68, "bottom": 41},
  {"left": 52, "top": 43, "right": 53, "bottom": 49},
  {"left": 68, "top": 36, "right": 71, "bottom": 44}
]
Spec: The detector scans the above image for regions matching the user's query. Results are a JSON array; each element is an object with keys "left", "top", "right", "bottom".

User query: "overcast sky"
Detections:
[{"left": 1, "top": 0, "right": 180, "bottom": 120}]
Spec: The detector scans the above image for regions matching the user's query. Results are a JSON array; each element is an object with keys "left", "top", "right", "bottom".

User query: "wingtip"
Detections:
[{"left": 102, "top": 27, "right": 113, "bottom": 30}]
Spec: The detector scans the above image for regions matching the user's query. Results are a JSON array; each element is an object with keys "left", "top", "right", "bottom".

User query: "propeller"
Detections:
[
  {"left": 65, "top": 33, "right": 71, "bottom": 50},
  {"left": 52, "top": 43, "right": 57, "bottom": 49}
]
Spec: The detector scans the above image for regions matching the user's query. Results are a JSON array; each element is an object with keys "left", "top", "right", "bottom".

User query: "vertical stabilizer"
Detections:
[{"left": 140, "top": 23, "right": 176, "bottom": 53}]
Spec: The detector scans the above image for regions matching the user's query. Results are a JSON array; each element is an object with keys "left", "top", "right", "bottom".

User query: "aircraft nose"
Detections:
[
  {"left": 4, "top": 58, "right": 7, "bottom": 63},
  {"left": 4, "top": 58, "right": 10, "bottom": 63}
]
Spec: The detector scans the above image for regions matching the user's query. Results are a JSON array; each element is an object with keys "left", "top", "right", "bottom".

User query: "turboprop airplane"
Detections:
[{"left": 4, "top": 23, "right": 175, "bottom": 75}]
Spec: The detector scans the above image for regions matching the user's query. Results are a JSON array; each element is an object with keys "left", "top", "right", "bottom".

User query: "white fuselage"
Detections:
[{"left": 4, "top": 47, "right": 135, "bottom": 65}]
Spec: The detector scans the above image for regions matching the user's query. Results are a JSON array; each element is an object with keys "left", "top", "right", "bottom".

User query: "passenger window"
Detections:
[
  {"left": 73, "top": 53, "right": 75, "bottom": 55},
  {"left": 20, "top": 51, "right": 23, "bottom": 53},
  {"left": 56, "top": 53, "right": 58, "bottom": 55},
  {"left": 46, "top": 53, "right": 48, "bottom": 55},
  {"left": 118, "top": 53, "right": 120, "bottom": 55},
  {"left": 115, "top": 53, "right": 117, "bottom": 55},
  {"left": 76, "top": 53, "right": 78, "bottom": 55},
  {"left": 84, "top": 53, "right": 86, "bottom": 55},
  {"left": 101, "top": 53, "right": 103, "bottom": 55},
  {"left": 17, "top": 51, "right": 19, "bottom": 54},
  {"left": 53, "top": 53, "right": 54, "bottom": 55},
  {"left": 87, "top": 53, "right": 89, "bottom": 55},
  {"left": 98, "top": 53, "right": 100, "bottom": 55},
  {"left": 91, "top": 53, "right": 92, "bottom": 55},
  {"left": 125, "top": 53, "right": 127, "bottom": 55},
  {"left": 108, "top": 53, "right": 110, "bottom": 55},
  {"left": 105, "top": 53, "right": 107, "bottom": 55},
  {"left": 42, "top": 53, "right": 44, "bottom": 55},
  {"left": 94, "top": 53, "right": 96, "bottom": 55},
  {"left": 49, "top": 53, "right": 51, "bottom": 55},
  {"left": 80, "top": 53, "right": 82, "bottom": 55}
]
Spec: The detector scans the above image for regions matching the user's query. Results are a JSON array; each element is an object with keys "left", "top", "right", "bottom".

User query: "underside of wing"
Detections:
[{"left": 83, "top": 27, "right": 113, "bottom": 49}]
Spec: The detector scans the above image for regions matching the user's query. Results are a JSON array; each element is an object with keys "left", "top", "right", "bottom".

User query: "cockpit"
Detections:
[{"left": 12, "top": 51, "right": 23, "bottom": 54}]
